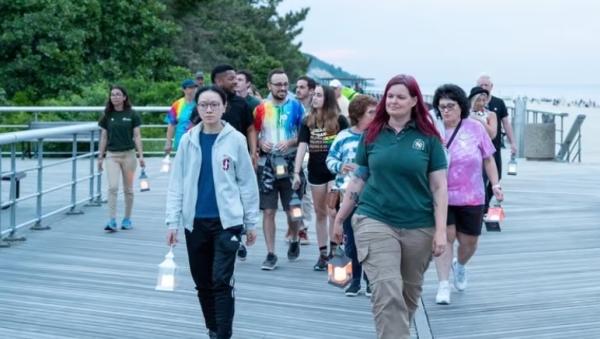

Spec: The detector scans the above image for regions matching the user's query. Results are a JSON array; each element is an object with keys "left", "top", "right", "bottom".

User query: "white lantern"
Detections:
[
  {"left": 155, "top": 247, "right": 177, "bottom": 291},
  {"left": 160, "top": 155, "right": 171, "bottom": 173},
  {"left": 327, "top": 247, "right": 353, "bottom": 288},
  {"left": 507, "top": 155, "right": 517, "bottom": 176},
  {"left": 289, "top": 193, "right": 303, "bottom": 221},
  {"left": 139, "top": 169, "right": 150, "bottom": 192}
]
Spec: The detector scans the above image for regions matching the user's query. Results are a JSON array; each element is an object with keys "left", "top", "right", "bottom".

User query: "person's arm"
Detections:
[
  {"left": 332, "top": 171, "right": 366, "bottom": 244},
  {"left": 291, "top": 142, "right": 308, "bottom": 190},
  {"left": 165, "top": 134, "right": 187, "bottom": 246},
  {"left": 483, "top": 156, "right": 504, "bottom": 201},
  {"left": 502, "top": 116, "right": 517, "bottom": 155},
  {"left": 164, "top": 124, "right": 175, "bottom": 154},
  {"left": 326, "top": 136, "right": 344, "bottom": 175},
  {"left": 428, "top": 169, "right": 448, "bottom": 257},
  {"left": 246, "top": 124, "right": 258, "bottom": 168},
  {"left": 97, "top": 128, "right": 108, "bottom": 171},
  {"left": 486, "top": 111, "right": 498, "bottom": 139},
  {"left": 133, "top": 127, "right": 145, "bottom": 168}
]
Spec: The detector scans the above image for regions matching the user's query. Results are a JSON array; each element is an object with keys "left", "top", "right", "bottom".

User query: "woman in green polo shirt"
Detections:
[
  {"left": 98, "top": 85, "right": 145, "bottom": 232},
  {"left": 333, "top": 74, "right": 448, "bottom": 339}
]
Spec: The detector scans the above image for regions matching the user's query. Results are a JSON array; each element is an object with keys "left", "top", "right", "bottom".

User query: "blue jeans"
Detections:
[{"left": 343, "top": 208, "right": 369, "bottom": 287}]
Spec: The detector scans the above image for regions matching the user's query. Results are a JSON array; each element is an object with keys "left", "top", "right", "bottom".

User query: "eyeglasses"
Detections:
[
  {"left": 438, "top": 103, "right": 457, "bottom": 112},
  {"left": 270, "top": 82, "right": 289, "bottom": 88},
  {"left": 197, "top": 102, "right": 222, "bottom": 110}
]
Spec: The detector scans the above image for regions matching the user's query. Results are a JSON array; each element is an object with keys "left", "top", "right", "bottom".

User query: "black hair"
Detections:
[
  {"left": 297, "top": 75, "right": 316, "bottom": 90},
  {"left": 432, "top": 84, "right": 470, "bottom": 119},
  {"left": 211, "top": 64, "right": 235, "bottom": 83},
  {"left": 267, "top": 68, "right": 286, "bottom": 83},
  {"left": 103, "top": 85, "right": 132, "bottom": 114},
  {"left": 237, "top": 70, "right": 253, "bottom": 84},
  {"left": 194, "top": 86, "right": 228, "bottom": 105}
]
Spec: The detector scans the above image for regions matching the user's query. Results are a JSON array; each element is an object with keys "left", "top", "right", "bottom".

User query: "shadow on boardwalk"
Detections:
[{"left": 1, "top": 153, "right": 599, "bottom": 338}]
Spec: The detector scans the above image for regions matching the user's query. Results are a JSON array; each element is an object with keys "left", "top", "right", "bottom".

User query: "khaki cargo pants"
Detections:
[{"left": 352, "top": 214, "right": 434, "bottom": 339}]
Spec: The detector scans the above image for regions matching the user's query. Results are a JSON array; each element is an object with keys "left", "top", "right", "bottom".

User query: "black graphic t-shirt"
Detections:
[{"left": 298, "top": 115, "right": 349, "bottom": 184}]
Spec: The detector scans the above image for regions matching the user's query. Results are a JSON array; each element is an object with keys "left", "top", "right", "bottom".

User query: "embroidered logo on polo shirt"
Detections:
[{"left": 412, "top": 139, "right": 425, "bottom": 151}]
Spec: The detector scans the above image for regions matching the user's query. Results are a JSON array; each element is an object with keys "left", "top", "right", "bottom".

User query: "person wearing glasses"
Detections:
[
  {"left": 97, "top": 85, "right": 145, "bottom": 232},
  {"left": 165, "top": 85, "right": 259, "bottom": 339},
  {"left": 333, "top": 75, "right": 448, "bottom": 339},
  {"left": 431, "top": 84, "right": 504, "bottom": 305},
  {"left": 253, "top": 69, "right": 305, "bottom": 270}
]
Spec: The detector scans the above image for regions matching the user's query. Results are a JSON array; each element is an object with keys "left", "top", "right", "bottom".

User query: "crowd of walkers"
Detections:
[{"left": 97, "top": 67, "right": 515, "bottom": 339}]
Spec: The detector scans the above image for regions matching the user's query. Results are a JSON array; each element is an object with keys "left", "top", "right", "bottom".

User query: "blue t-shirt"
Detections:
[{"left": 195, "top": 132, "right": 219, "bottom": 218}]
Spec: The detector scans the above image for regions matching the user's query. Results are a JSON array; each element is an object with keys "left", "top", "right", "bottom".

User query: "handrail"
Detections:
[{"left": 0, "top": 123, "right": 102, "bottom": 247}]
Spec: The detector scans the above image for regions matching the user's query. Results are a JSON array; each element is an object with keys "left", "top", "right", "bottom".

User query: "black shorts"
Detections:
[
  {"left": 447, "top": 205, "right": 484, "bottom": 236},
  {"left": 259, "top": 176, "right": 303, "bottom": 211}
]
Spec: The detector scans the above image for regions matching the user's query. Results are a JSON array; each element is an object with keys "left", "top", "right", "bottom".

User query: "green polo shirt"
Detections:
[
  {"left": 98, "top": 110, "right": 141, "bottom": 152},
  {"left": 355, "top": 122, "right": 447, "bottom": 229}
]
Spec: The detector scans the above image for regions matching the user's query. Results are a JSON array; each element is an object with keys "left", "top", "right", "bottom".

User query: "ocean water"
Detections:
[{"left": 368, "top": 84, "right": 600, "bottom": 105}]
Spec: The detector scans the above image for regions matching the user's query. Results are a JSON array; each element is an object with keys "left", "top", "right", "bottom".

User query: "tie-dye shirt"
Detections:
[
  {"left": 326, "top": 127, "right": 362, "bottom": 189},
  {"left": 253, "top": 96, "right": 304, "bottom": 154},
  {"left": 165, "top": 97, "right": 195, "bottom": 150},
  {"left": 446, "top": 118, "right": 496, "bottom": 206}
]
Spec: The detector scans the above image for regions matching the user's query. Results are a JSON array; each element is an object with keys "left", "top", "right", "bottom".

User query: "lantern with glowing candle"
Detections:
[
  {"left": 507, "top": 154, "right": 517, "bottom": 176},
  {"left": 327, "top": 247, "right": 353, "bottom": 288},
  {"left": 160, "top": 155, "right": 171, "bottom": 173},
  {"left": 272, "top": 156, "right": 289, "bottom": 179},
  {"left": 155, "top": 246, "right": 177, "bottom": 291},
  {"left": 289, "top": 193, "right": 303, "bottom": 222},
  {"left": 139, "top": 168, "right": 150, "bottom": 192}
]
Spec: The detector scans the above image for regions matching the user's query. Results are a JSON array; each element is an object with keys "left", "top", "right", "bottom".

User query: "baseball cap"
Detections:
[
  {"left": 329, "top": 79, "right": 342, "bottom": 88},
  {"left": 181, "top": 79, "right": 197, "bottom": 89},
  {"left": 195, "top": 71, "right": 204, "bottom": 79}
]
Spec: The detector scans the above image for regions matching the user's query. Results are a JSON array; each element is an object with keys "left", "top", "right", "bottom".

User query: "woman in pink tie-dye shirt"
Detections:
[{"left": 431, "top": 84, "right": 504, "bottom": 305}]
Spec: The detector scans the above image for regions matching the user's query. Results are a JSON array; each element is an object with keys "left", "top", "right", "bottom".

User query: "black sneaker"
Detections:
[
  {"left": 365, "top": 284, "right": 372, "bottom": 297},
  {"left": 237, "top": 244, "right": 247, "bottom": 261},
  {"left": 344, "top": 283, "right": 361, "bottom": 297},
  {"left": 313, "top": 255, "right": 328, "bottom": 271},
  {"left": 207, "top": 330, "right": 217, "bottom": 339},
  {"left": 261, "top": 253, "right": 278, "bottom": 270},
  {"left": 287, "top": 241, "right": 300, "bottom": 261}
]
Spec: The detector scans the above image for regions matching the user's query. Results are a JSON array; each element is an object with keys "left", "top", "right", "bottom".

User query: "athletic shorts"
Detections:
[
  {"left": 259, "top": 176, "right": 304, "bottom": 211},
  {"left": 447, "top": 205, "right": 485, "bottom": 236}
]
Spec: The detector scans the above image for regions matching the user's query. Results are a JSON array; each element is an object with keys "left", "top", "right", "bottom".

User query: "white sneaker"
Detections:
[
  {"left": 435, "top": 281, "right": 451, "bottom": 304},
  {"left": 452, "top": 258, "right": 468, "bottom": 291}
]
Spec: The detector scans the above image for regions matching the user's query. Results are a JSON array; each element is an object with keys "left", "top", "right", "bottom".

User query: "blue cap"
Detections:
[{"left": 181, "top": 79, "right": 197, "bottom": 89}]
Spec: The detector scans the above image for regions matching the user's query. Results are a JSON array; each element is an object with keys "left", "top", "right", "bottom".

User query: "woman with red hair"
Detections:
[{"left": 333, "top": 75, "right": 448, "bottom": 339}]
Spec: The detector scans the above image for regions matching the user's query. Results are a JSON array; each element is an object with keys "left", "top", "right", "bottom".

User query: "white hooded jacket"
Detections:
[{"left": 165, "top": 121, "right": 259, "bottom": 231}]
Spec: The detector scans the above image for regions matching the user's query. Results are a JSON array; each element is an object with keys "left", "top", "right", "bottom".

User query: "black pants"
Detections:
[
  {"left": 185, "top": 218, "right": 242, "bottom": 339},
  {"left": 484, "top": 150, "right": 502, "bottom": 213}
]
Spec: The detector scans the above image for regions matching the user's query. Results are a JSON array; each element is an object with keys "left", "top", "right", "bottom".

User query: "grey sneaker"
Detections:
[
  {"left": 287, "top": 241, "right": 300, "bottom": 261},
  {"left": 313, "top": 255, "right": 328, "bottom": 271},
  {"left": 261, "top": 253, "right": 278, "bottom": 270},
  {"left": 452, "top": 258, "right": 468, "bottom": 291}
]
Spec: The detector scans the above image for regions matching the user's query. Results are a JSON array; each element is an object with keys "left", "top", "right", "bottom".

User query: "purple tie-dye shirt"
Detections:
[{"left": 445, "top": 118, "right": 496, "bottom": 206}]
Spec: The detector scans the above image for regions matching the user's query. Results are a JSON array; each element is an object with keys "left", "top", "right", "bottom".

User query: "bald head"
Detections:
[{"left": 476, "top": 74, "right": 493, "bottom": 94}]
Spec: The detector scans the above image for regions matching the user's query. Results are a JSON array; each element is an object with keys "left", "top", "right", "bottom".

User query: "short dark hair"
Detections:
[
  {"left": 267, "top": 68, "right": 286, "bottom": 83},
  {"left": 211, "top": 64, "right": 235, "bottom": 83},
  {"left": 297, "top": 75, "right": 316, "bottom": 90},
  {"left": 348, "top": 94, "right": 377, "bottom": 126},
  {"left": 432, "top": 84, "right": 470, "bottom": 119},
  {"left": 236, "top": 70, "right": 253, "bottom": 84},
  {"left": 194, "top": 85, "right": 228, "bottom": 105}
]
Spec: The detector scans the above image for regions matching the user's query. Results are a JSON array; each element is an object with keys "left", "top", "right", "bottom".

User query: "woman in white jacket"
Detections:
[{"left": 165, "top": 86, "right": 259, "bottom": 339}]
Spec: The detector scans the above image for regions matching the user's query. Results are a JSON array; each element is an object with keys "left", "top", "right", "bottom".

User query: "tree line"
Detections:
[{"left": 0, "top": 0, "right": 309, "bottom": 106}]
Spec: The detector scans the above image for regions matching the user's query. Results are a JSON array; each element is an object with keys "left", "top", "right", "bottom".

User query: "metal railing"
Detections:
[
  {"left": 0, "top": 106, "right": 170, "bottom": 155},
  {"left": 0, "top": 123, "right": 102, "bottom": 247}
]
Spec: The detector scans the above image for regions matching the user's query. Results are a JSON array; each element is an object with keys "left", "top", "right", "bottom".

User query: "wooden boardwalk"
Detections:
[{"left": 1, "top": 153, "right": 599, "bottom": 338}]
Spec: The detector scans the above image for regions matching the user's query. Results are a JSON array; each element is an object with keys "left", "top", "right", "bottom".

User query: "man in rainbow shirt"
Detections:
[
  {"left": 254, "top": 69, "right": 305, "bottom": 270},
  {"left": 164, "top": 79, "right": 197, "bottom": 154}
]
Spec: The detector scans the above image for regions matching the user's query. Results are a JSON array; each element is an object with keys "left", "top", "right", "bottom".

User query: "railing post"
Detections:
[
  {"left": 86, "top": 130, "right": 100, "bottom": 207},
  {"left": 6, "top": 143, "right": 26, "bottom": 242},
  {"left": 31, "top": 138, "right": 50, "bottom": 230},
  {"left": 0, "top": 146, "right": 9, "bottom": 248},
  {"left": 67, "top": 133, "right": 83, "bottom": 215},
  {"left": 513, "top": 97, "right": 527, "bottom": 158}
]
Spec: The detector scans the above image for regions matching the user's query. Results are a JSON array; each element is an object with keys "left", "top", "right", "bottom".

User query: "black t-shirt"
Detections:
[
  {"left": 298, "top": 115, "right": 349, "bottom": 184},
  {"left": 191, "top": 92, "right": 253, "bottom": 137},
  {"left": 486, "top": 96, "right": 508, "bottom": 151},
  {"left": 98, "top": 110, "right": 141, "bottom": 152}
]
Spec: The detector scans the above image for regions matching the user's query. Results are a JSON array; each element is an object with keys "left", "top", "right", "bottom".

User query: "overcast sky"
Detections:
[{"left": 278, "top": 0, "right": 599, "bottom": 91}]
